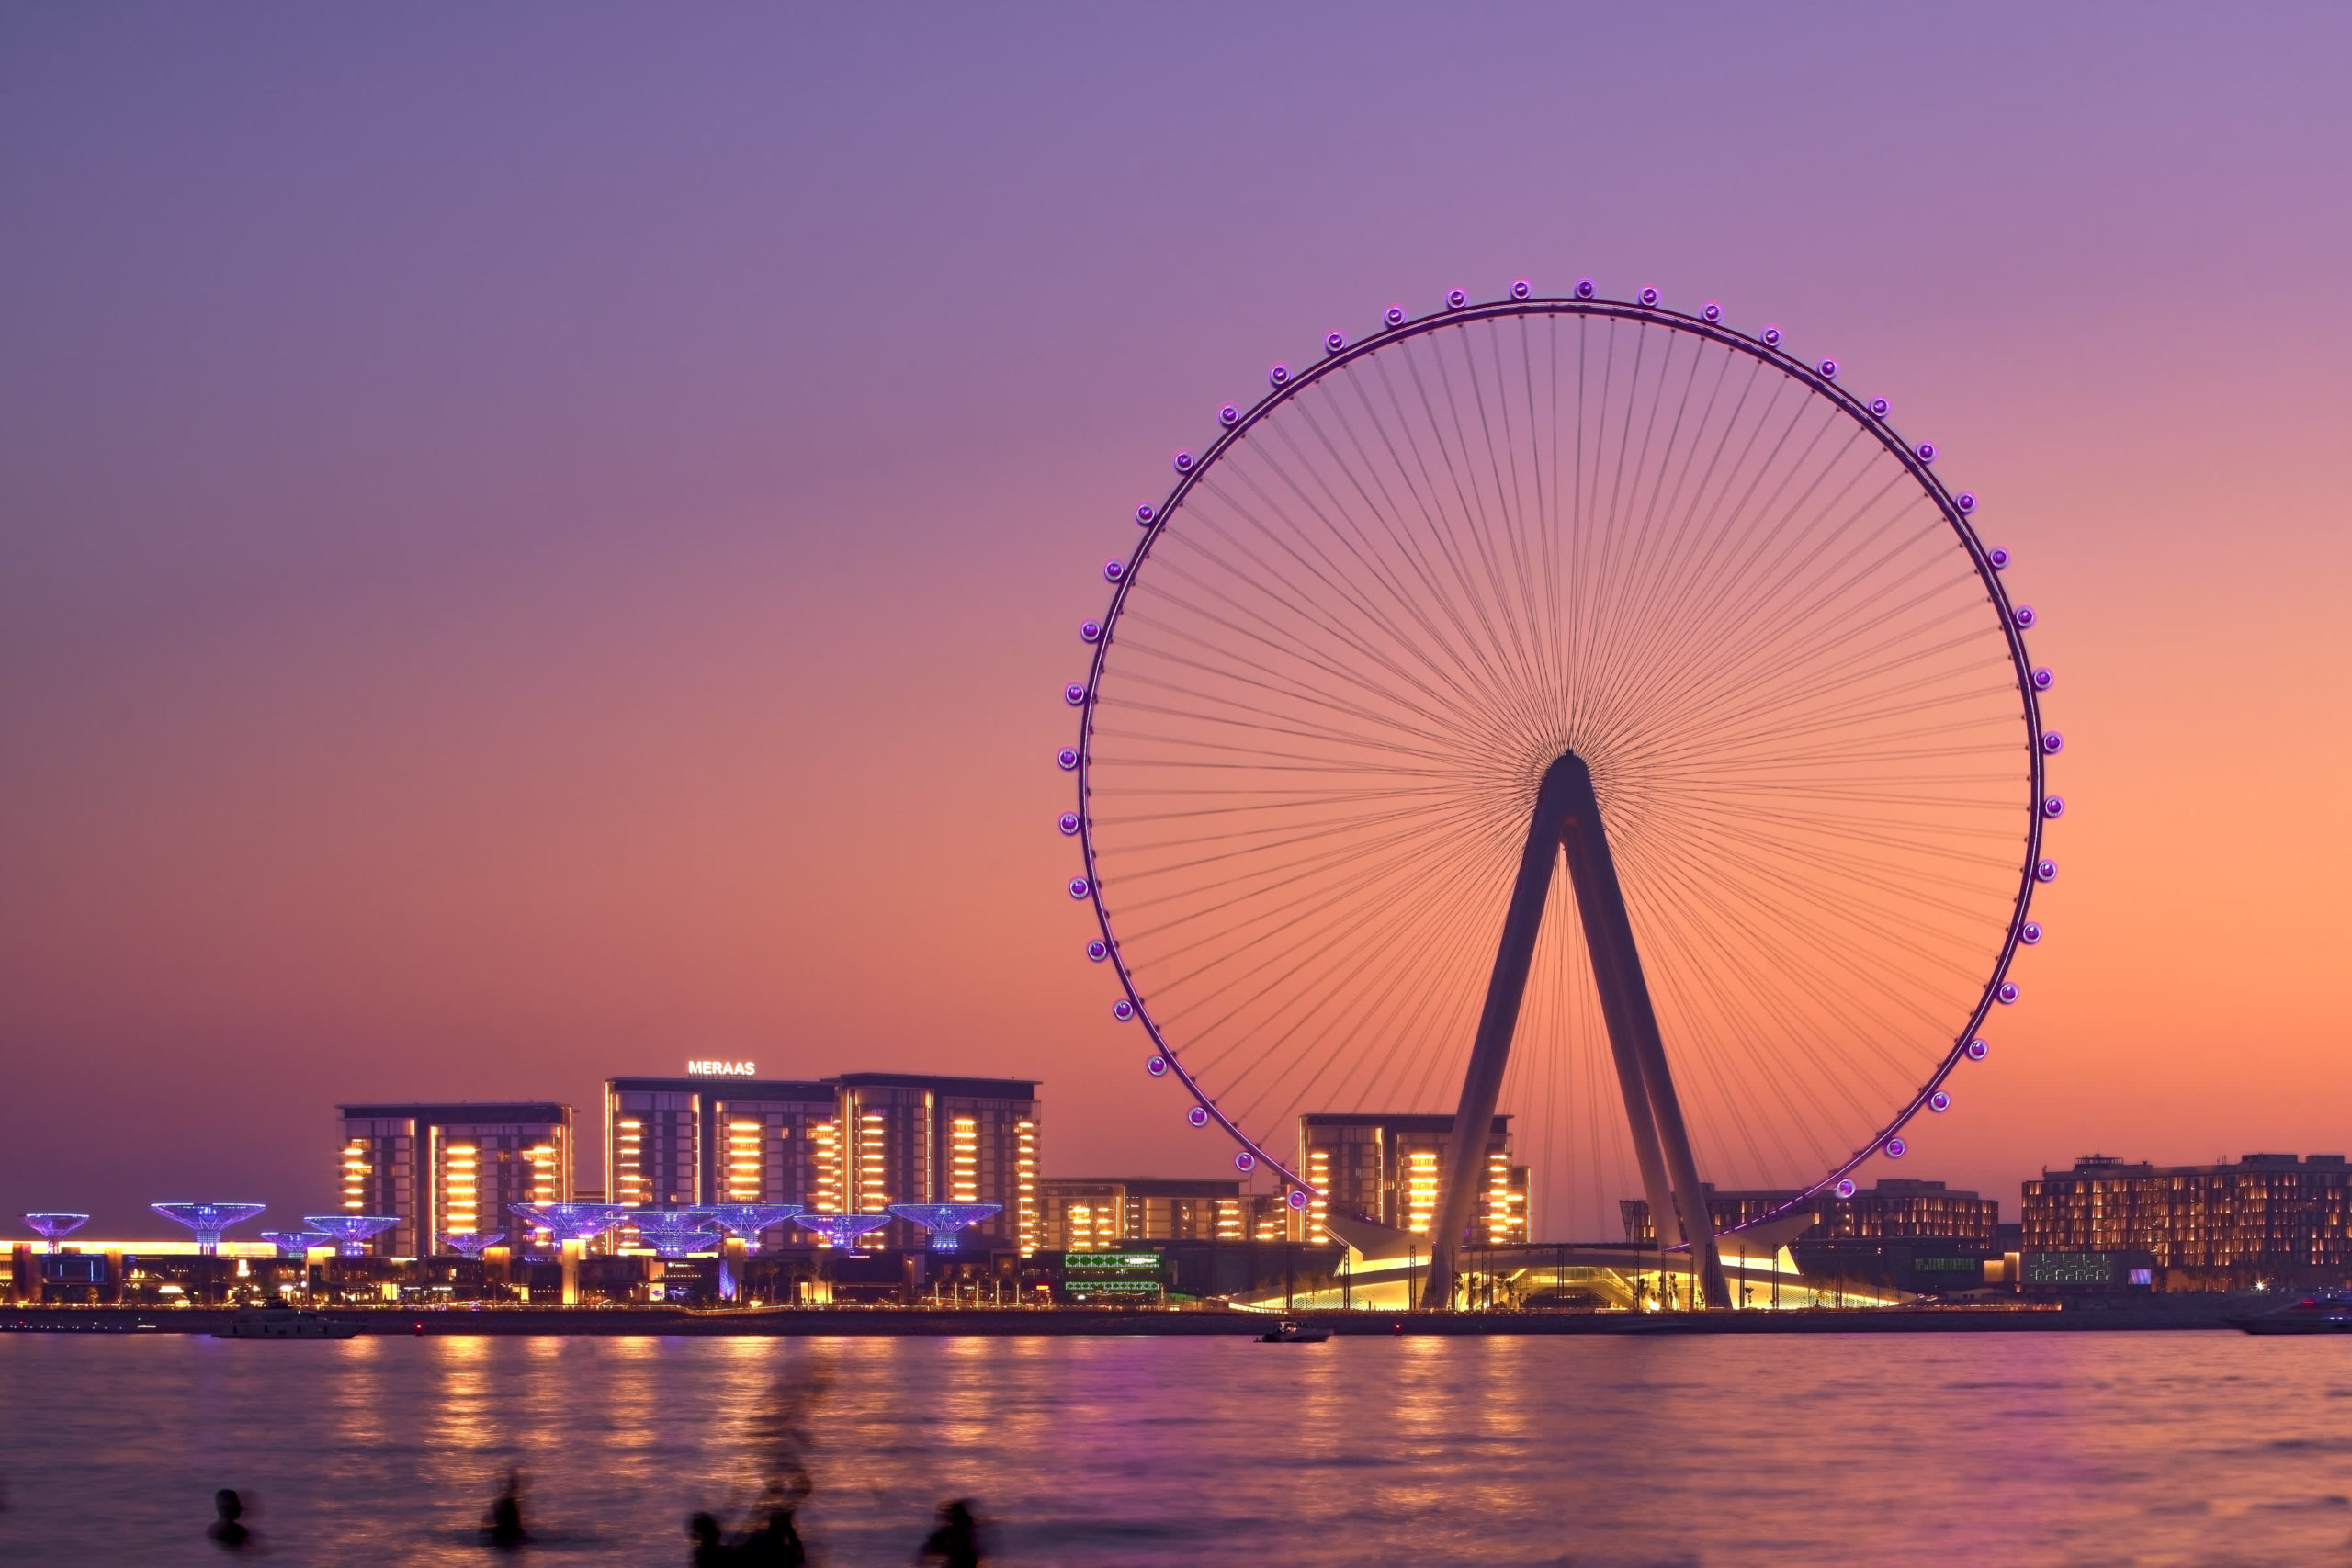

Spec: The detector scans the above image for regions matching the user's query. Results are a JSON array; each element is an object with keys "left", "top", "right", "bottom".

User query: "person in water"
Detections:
[
  {"left": 207, "top": 1489, "right": 252, "bottom": 1551},
  {"left": 688, "top": 1512, "right": 730, "bottom": 1567},
  {"left": 483, "top": 1467, "right": 529, "bottom": 1551},
  {"left": 916, "top": 1498, "right": 982, "bottom": 1567},
  {"left": 738, "top": 1506, "right": 807, "bottom": 1565}
]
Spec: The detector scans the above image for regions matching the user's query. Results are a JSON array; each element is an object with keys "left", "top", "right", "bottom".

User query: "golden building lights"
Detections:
[{"left": 950, "top": 1116, "right": 979, "bottom": 1204}]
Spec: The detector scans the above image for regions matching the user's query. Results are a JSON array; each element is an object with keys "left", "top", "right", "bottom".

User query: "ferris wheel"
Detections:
[{"left": 1057, "top": 280, "right": 2058, "bottom": 1306}]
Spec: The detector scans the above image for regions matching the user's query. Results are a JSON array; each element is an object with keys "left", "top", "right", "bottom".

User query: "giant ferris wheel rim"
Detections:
[{"left": 1067, "top": 286, "right": 2049, "bottom": 1228}]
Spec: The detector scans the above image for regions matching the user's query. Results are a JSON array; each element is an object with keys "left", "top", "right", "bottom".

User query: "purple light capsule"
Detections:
[
  {"left": 1147, "top": 1055, "right": 1167, "bottom": 1076},
  {"left": 1930, "top": 1091, "right": 1951, "bottom": 1112},
  {"left": 1135, "top": 503, "right": 1155, "bottom": 525},
  {"left": 1966, "top": 1037, "right": 1989, "bottom": 1061},
  {"left": 1172, "top": 451, "right": 1194, "bottom": 474},
  {"left": 1817, "top": 357, "right": 1839, "bottom": 379},
  {"left": 1701, "top": 301, "right": 1723, "bottom": 322},
  {"left": 1057, "top": 813, "right": 1080, "bottom": 836},
  {"left": 2041, "top": 731, "right": 2064, "bottom": 754},
  {"left": 1324, "top": 331, "right": 1347, "bottom": 355},
  {"left": 1218, "top": 404, "right": 1239, "bottom": 427},
  {"left": 1057, "top": 748, "right": 1079, "bottom": 771},
  {"left": 1837, "top": 1179, "right": 1857, "bottom": 1199},
  {"left": 1187, "top": 1107, "right": 1209, "bottom": 1129},
  {"left": 2021, "top": 921, "right": 2043, "bottom": 943},
  {"left": 1384, "top": 304, "right": 1406, "bottom": 327},
  {"left": 1103, "top": 559, "right": 1125, "bottom": 582},
  {"left": 1956, "top": 491, "right": 1977, "bottom": 513},
  {"left": 1987, "top": 547, "right": 2010, "bottom": 570},
  {"left": 1286, "top": 1190, "right": 1309, "bottom": 1211},
  {"left": 2013, "top": 604, "right": 2036, "bottom": 629},
  {"left": 1234, "top": 1151, "right": 1255, "bottom": 1172},
  {"left": 1997, "top": 981, "right": 2018, "bottom": 1004},
  {"left": 1636, "top": 286, "right": 1659, "bottom": 307},
  {"left": 1886, "top": 1137, "right": 1907, "bottom": 1159},
  {"left": 2042, "top": 795, "right": 2065, "bottom": 819},
  {"left": 1087, "top": 940, "right": 1108, "bottom": 962},
  {"left": 1510, "top": 278, "right": 1532, "bottom": 299},
  {"left": 1068, "top": 877, "right": 1090, "bottom": 899},
  {"left": 2033, "top": 667, "right": 2053, "bottom": 691},
  {"left": 1575, "top": 277, "right": 1596, "bottom": 299},
  {"left": 1064, "top": 682, "right": 1087, "bottom": 706},
  {"left": 1113, "top": 999, "right": 1134, "bottom": 1021},
  {"left": 1445, "top": 288, "right": 1467, "bottom": 310},
  {"left": 1916, "top": 441, "right": 1937, "bottom": 463},
  {"left": 1869, "top": 397, "right": 1891, "bottom": 418},
  {"left": 1268, "top": 363, "right": 1291, "bottom": 388},
  {"left": 1760, "top": 324, "right": 1783, "bottom": 347},
  {"left": 2036, "top": 859, "right": 2058, "bottom": 883},
  {"left": 1080, "top": 620, "right": 1102, "bottom": 642}
]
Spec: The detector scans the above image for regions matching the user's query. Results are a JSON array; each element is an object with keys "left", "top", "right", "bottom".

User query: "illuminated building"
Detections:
[
  {"left": 337, "top": 1102, "right": 573, "bottom": 1257},
  {"left": 1295, "top": 1114, "right": 1529, "bottom": 1246},
  {"left": 833, "top": 1074, "right": 1038, "bottom": 1253},
  {"left": 1621, "top": 1179, "right": 2001, "bottom": 1246},
  {"left": 1037, "top": 1178, "right": 1259, "bottom": 1250},
  {"left": 604, "top": 1075, "right": 839, "bottom": 1241},
  {"left": 2021, "top": 1153, "right": 2352, "bottom": 1286}
]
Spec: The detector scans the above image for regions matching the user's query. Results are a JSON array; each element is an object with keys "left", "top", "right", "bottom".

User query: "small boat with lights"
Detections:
[
  {"left": 214, "top": 1306, "right": 358, "bottom": 1340},
  {"left": 2232, "top": 1291, "right": 2352, "bottom": 1335},
  {"left": 1258, "top": 1319, "right": 1330, "bottom": 1343}
]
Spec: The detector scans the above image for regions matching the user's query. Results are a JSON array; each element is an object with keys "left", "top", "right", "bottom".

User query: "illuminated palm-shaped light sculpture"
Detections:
[
  {"left": 24, "top": 1213, "right": 90, "bottom": 1253},
  {"left": 693, "top": 1204, "right": 805, "bottom": 1301},
  {"left": 792, "top": 1213, "right": 894, "bottom": 1250},
  {"left": 302, "top": 1214, "right": 401, "bottom": 1258},
  {"left": 444, "top": 1230, "right": 504, "bottom": 1259},
  {"left": 888, "top": 1202, "right": 1003, "bottom": 1253},
  {"left": 152, "top": 1202, "right": 266, "bottom": 1257},
  {"left": 628, "top": 1209, "right": 721, "bottom": 1258},
  {"left": 260, "top": 1230, "right": 328, "bottom": 1259},
  {"left": 507, "top": 1202, "right": 628, "bottom": 1253}
]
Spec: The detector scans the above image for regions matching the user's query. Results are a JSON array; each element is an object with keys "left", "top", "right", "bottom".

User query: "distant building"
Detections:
[
  {"left": 1296, "top": 1113, "right": 1530, "bottom": 1247},
  {"left": 1036, "top": 1177, "right": 1293, "bottom": 1250},
  {"left": 604, "top": 1076, "right": 840, "bottom": 1233},
  {"left": 336, "top": 1102, "right": 574, "bottom": 1258},
  {"left": 835, "top": 1073, "right": 1038, "bottom": 1254},
  {"left": 2021, "top": 1153, "right": 2352, "bottom": 1287},
  {"left": 1621, "top": 1179, "right": 2001, "bottom": 1245}
]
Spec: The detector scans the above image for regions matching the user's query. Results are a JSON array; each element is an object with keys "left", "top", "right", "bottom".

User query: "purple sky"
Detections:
[{"left": 5, "top": 5, "right": 2350, "bottom": 1235}]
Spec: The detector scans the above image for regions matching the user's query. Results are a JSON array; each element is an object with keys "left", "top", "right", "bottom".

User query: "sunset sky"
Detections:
[{"left": 5, "top": 5, "right": 2348, "bottom": 1234}]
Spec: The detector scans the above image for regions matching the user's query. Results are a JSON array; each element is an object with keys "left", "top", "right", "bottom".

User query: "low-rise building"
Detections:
[{"left": 2021, "top": 1153, "right": 2352, "bottom": 1287}]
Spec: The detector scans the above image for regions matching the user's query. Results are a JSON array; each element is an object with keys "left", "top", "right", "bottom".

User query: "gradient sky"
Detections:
[{"left": 4, "top": 4, "right": 2349, "bottom": 1235}]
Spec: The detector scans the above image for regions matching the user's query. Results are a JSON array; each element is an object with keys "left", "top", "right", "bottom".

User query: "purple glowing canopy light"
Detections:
[
  {"left": 443, "top": 1231, "right": 504, "bottom": 1258},
  {"left": 152, "top": 1201, "right": 266, "bottom": 1256},
  {"left": 692, "top": 1203, "right": 805, "bottom": 1244},
  {"left": 23, "top": 1213, "right": 90, "bottom": 1250},
  {"left": 791, "top": 1212, "right": 895, "bottom": 1249},
  {"left": 887, "top": 1202, "right": 1004, "bottom": 1252},
  {"left": 628, "top": 1209, "right": 722, "bottom": 1258},
  {"left": 259, "top": 1230, "right": 327, "bottom": 1258},
  {"left": 508, "top": 1201, "right": 629, "bottom": 1246},
  {"left": 301, "top": 1214, "right": 401, "bottom": 1258}
]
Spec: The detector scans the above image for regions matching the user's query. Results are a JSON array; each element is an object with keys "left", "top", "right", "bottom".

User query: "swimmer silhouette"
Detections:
[
  {"left": 739, "top": 1506, "right": 807, "bottom": 1565},
  {"left": 688, "top": 1512, "right": 729, "bottom": 1567},
  {"left": 916, "top": 1499, "right": 982, "bottom": 1567},
  {"left": 483, "top": 1467, "right": 529, "bottom": 1550},
  {"left": 208, "top": 1489, "right": 252, "bottom": 1551}
]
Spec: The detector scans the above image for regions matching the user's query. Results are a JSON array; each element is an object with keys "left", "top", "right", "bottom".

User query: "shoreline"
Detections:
[{"left": 0, "top": 1301, "right": 2258, "bottom": 1336}]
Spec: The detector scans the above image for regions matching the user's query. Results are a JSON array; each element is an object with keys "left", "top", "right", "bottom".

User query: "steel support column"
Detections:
[{"left": 1423, "top": 751, "right": 1729, "bottom": 1310}]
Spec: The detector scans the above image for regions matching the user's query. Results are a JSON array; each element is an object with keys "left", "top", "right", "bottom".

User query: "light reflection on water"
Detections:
[{"left": 2, "top": 1331, "right": 2348, "bottom": 1564}]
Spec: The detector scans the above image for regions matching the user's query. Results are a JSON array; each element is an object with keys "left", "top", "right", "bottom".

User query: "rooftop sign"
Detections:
[{"left": 686, "top": 1060, "right": 758, "bottom": 1078}]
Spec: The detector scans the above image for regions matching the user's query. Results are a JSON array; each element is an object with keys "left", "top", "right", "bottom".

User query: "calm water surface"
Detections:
[{"left": 1, "top": 1330, "right": 2347, "bottom": 1564}]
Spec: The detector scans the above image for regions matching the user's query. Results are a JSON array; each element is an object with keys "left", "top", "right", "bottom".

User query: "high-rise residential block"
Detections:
[{"left": 336, "top": 1102, "right": 573, "bottom": 1258}]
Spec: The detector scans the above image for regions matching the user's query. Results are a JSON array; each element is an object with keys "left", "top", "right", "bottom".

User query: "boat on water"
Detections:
[
  {"left": 1259, "top": 1319, "right": 1330, "bottom": 1343},
  {"left": 213, "top": 1306, "right": 358, "bottom": 1340},
  {"left": 2231, "top": 1290, "right": 2352, "bottom": 1335}
]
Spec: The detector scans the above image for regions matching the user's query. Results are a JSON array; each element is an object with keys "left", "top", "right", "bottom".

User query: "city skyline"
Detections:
[{"left": 8, "top": 6, "right": 2352, "bottom": 1233}]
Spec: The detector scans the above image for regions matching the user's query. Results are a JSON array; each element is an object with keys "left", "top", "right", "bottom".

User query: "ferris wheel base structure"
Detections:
[{"left": 1426, "top": 750, "right": 1731, "bottom": 1311}]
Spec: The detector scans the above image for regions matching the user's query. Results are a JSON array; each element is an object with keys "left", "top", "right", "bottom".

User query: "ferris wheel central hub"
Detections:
[{"left": 1425, "top": 750, "right": 1730, "bottom": 1310}]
